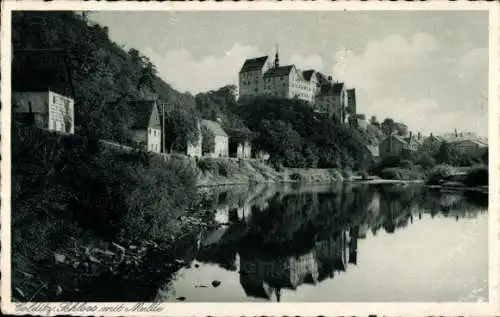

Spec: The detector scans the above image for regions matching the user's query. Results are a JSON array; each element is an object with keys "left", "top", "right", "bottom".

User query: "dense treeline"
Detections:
[{"left": 196, "top": 88, "right": 382, "bottom": 170}]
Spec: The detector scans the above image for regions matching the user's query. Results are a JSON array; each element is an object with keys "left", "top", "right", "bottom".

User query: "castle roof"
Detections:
[
  {"left": 128, "top": 100, "right": 161, "bottom": 129},
  {"left": 302, "top": 70, "right": 315, "bottom": 81},
  {"left": 240, "top": 56, "right": 269, "bottom": 73},
  {"left": 201, "top": 119, "right": 228, "bottom": 137},
  {"left": 263, "top": 65, "right": 295, "bottom": 78}
]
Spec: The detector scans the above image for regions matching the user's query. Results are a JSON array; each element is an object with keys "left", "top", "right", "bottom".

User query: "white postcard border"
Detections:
[{"left": 1, "top": 1, "right": 499, "bottom": 316}]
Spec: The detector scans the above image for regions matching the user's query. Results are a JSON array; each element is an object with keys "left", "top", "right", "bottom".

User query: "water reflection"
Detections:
[{"left": 159, "top": 183, "right": 488, "bottom": 302}]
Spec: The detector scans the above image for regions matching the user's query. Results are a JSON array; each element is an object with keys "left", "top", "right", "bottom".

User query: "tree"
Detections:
[
  {"left": 394, "top": 123, "right": 409, "bottom": 136},
  {"left": 381, "top": 118, "right": 396, "bottom": 135},
  {"left": 481, "top": 147, "right": 489, "bottom": 164},
  {"left": 201, "top": 124, "right": 215, "bottom": 154},
  {"left": 370, "top": 115, "right": 380, "bottom": 127},
  {"left": 164, "top": 108, "right": 200, "bottom": 153},
  {"left": 435, "top": 142, "right": 460, "bottom": 165},
  {"left": 254, "top": 119, "right": 303, "bottom": 167}
]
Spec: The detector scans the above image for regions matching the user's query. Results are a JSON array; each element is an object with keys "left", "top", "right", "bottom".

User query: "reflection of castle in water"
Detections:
[
  {"left": 237, "top": 228, "right": 359, "bottom": 301},
  {"left": 195, "top": 183, "right": 487, "bottom": 301}
]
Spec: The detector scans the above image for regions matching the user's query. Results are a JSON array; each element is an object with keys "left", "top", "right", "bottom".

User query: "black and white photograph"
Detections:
[{"left": 1, "top": 1, "right": 499, "bottom": 316}]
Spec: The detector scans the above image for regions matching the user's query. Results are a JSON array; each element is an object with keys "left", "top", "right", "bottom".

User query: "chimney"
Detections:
[
  {"left": 455, "top": 129, "right": 458, "bottom": 137},
  {"left": 430, "top": 132, "right": 433, "bottom": 138},
  {"left": 409, "top": 131, "right": 412, "bottom": 140},
  {"left": 417, "top": 132, "right": 421, "bottom": 140}
]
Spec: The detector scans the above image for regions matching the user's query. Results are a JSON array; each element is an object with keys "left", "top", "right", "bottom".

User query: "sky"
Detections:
[{"left": 90, "top": 11, "right": 489, "bottom": 137}]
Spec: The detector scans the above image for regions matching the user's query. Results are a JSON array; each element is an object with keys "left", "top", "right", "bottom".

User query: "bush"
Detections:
[
  {"left": 217, "top": 160, "right": 237, "bottom": 177},
  {"left": 197, "top": 157, "right": 219, "bottom": 173},
  {"left": 360, "top": 170, "right": 369, "bottom": 180},
  {"left": 426, "top": 164, "right": 457, "bottom": 185},
  {"left": 399, "top": 159, "right": 414, "bottom": 169},
  {"left": 11, "top": 126, "right": 199, "bottom": 300},
  {"left": 328, "top": 169, "right": 344, "bottom": 181},
  {"left": 378, "top": 155, "right": 401, "bottom": 169},
  {"left": 464, "top": 165, "right": 488, "bottom": 187},
  {"left": 342, "top": 168, "right": 354, "bottom": 180},
  {"left": 414, "top": 152, "right": 437, "bottom": 169},
  {"left": 381, "top": 168, "right": 422, "bottom": 180}
]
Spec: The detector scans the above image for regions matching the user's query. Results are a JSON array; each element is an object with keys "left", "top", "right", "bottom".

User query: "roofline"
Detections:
[{"left": 239, "top": 56, "right": 269, "bottom": 73}]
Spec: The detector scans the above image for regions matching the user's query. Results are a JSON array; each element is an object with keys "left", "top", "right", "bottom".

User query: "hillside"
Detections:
[
  {"left": 12, "top": 11, "right": 383, "bottom": 171},
  {"left": 196, "top": 88, "right": 383, "bottom": 170},
  {"left": 12, "top": 11, "right": 197, "bottom": 142}
]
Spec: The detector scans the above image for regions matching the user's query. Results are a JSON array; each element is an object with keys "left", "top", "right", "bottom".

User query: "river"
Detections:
[{"left": 156, "top": 182, "right": 488, "bottom": 302}]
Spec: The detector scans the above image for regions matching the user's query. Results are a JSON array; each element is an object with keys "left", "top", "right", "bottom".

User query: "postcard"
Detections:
[{"left": 1, "top": 0, "right": 499, "bottom": 316}]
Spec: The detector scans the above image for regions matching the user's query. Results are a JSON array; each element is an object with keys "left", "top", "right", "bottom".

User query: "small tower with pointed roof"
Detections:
[{"left": 274, "top": 44, "right": 280, "bottom": 68}]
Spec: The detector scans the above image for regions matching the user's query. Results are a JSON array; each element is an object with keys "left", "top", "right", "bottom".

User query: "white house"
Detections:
[
  {"left": 128, "top": 100, "right": 162, "bottom": 153},
  {"left": 12, "top": 90, "right": 75, "bottom": 134},
  {"left": 201, "top": 119, "right": 229, "bottom": 157}
]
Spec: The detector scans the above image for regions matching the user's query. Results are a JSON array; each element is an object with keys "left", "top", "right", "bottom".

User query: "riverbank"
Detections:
[
  {"left": 195, "top": 157, "right": 346, "bottom": 187},
  {"left": 11, "top": 127, "right": 202, "bottom": 301}
]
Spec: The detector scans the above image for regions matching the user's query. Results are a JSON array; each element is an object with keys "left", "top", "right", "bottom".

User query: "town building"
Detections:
[
  {"left": 128, "top": 100, "right": 162, "bottom": 153},
  {"left": 201, "top": 119, "right": 229, "bottom": 157},
  {"left": 225, "top": 127, "right": 255, "bottom": 159},
  {"left": 378, "top": 133, "right": 419, "bottom": 158},
  {"left": 422, "top": 131, "right": 487, "bottom": 155},
  {"left": 314, "top": 82, "right": 347, "bottom": 123},
  {"left": 12, "top": 90, "right": 75, "bottom": 134},
  {"left": 238, "top": 49, "right": 356, "bottom": 123},
  {"left": 12, "top": 49, "right": 76, "bottom": 135}
]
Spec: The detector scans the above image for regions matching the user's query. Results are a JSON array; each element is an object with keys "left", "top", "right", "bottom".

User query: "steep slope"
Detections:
[{"left": 11, "top": 11, "right": 197, "bottom": 142}]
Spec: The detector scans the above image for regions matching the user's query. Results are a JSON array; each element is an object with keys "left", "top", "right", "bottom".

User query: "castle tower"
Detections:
[{"left": 274, "top": 44, "right": 280, "bottom": 68}]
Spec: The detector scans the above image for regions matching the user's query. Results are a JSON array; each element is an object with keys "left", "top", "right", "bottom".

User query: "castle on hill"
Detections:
[{"left": 237, "top": 48, "right": 357, "bottom": 123}]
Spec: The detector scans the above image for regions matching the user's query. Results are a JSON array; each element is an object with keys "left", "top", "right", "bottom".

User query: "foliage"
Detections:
[
  {"left": 194, "top": 85, "right": 247, "bottom": 130},
  {"left": 380, "top": 168, "right": 422, "bottom": 180},
  {"left": 360, "top": 170, "right": 369, "bottom": 180},
  {"left": 380, "top": 117, "right": 408, "bottom": 136},
  {"left": 372, "top": 155, "right": 401, "bottom": 173},
  {"left": 464, "top": 165, "right": 488, "bottom": 187},
  {"left": 399, "top": 159, "right": 414, "bottom": 169},
  {"left": 201, "top": 124, "right": 215, "bottom": 154},
  {"left": 369, "top": 115, "right": 380, "bottom": 128},
  {"left": 342, "top": 168, "right": 354, "bottom": 180},
  {"left": 482, "top": 148, "right": 489, "bottom": 165},
  {"left": 395, "top": 123, "right": 409, "bottom": 136},
  {"left": 231, "top": 96, "right": 371, "bottom": 169},
  {"left": 381, "top": 118, "right": 396, "bottom": 135},
  {"left": 197, "top": 157, "right": 219, "bottom": 173},
  {"left": 435, "top": 142, "right": 460, "bottom": 165},
  {"left": 12, "top": 126, "right": 198, "bottom": 299},
  {"left": 164, "top": 108, "right": 200, "bottom": 153},
  {"left": 426, "top": 164, "right": 458, "bottom": 185},
  {"left": 413, "top": 151, "right": 437, "bottom": 169}
]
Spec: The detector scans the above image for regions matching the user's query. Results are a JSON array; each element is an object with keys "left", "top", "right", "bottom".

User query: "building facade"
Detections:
[
  {"left": 128, "top": 100, "right": 162, "bottom": 153},
  {"left": 238, "top": 50, "right": 355, "bottom": 123},
  {"left": 379, "top": 134, "right": 412, "bottom": 158},
  {"left": 201, "top": 119, "right": 229, "bottom": 157},
  {"left": 12, "top": 90, "right": 75, "bottom": 134}
]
